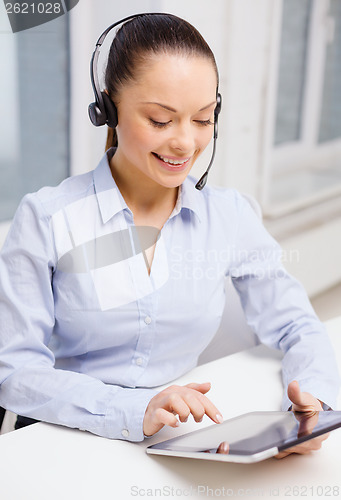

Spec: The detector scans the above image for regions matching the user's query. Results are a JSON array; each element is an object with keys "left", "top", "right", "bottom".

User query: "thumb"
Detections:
[
  {"left": 288, "top": 380, "right": 316, "bottom": 411},
  {"left": 185, "top": 382, "right": 211, "bottom": 394}
]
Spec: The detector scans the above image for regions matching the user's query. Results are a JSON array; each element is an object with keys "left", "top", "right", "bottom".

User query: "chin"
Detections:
[{"left": 157, "top": 174, "right": 188, "bottom": 189}]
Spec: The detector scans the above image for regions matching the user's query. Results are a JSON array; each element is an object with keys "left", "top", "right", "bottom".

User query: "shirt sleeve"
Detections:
[
  {"left": 0, "top": 194, "right": 158, "bottom": 441},
  {"left": 230, "top": 193, "right": 341, "bottom": 411}
]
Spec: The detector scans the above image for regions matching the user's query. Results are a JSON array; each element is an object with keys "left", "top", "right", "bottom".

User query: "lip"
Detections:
[{"left": 152, "top": 153, "right": 191, "bottom": 172}]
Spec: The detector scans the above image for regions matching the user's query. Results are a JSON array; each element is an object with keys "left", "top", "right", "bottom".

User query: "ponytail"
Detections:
[{"left": 105, "top": 127, "right": 118, "bottom": 151}]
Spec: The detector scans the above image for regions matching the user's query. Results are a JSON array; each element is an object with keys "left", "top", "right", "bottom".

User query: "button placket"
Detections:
[
  {"left": 133, "top": 315, "right": 152, "bottom": 367},
  {"left": 129, "top": 291, "right": 157, "bottom": 383}
]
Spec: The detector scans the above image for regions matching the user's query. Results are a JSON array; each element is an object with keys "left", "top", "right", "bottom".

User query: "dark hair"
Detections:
[{"left": 104, "top": 13, "right": 218, "bottom": 150}]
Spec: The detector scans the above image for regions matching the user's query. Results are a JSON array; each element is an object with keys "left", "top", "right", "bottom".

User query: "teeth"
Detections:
[{"left": 157, "top": 154, "right": 189, "bottom": 165}]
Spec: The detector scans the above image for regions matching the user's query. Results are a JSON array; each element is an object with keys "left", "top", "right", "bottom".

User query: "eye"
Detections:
[
  {"left": 149, "top": 119, "right": 171, "bottom": 128},
  {"left": 195, "top": 119, "right": 214, "bottom": 127}
]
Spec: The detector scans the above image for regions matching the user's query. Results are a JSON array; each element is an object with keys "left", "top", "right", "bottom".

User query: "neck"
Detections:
[{"left": 109, "top": 151, "right": 179, "bottom": 216}]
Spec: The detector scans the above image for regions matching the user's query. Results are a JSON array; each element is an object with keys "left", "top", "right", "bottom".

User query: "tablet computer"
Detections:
[{"left": 146, "top": 411, "right": 341, "bottom": 463}]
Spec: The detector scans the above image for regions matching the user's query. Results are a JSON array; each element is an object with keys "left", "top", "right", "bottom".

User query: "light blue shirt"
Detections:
[{"left": 0, "top": 148, "right": 339, "bottom": 441}]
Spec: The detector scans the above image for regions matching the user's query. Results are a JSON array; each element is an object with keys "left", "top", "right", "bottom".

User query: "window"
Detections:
[
  {"left": 0, "top": 12, "right": 70, "bottom": 223},
  {"left": 261, "top": 0, "right": 341, "bottom": 217}
]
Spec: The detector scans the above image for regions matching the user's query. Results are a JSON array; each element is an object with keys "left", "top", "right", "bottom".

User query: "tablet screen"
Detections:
[{"left": 148, "top": 411, "right": 341, "bottom": 456}]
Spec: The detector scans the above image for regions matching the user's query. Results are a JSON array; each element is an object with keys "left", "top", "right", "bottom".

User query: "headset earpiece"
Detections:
[
  {"left": 101, "top": 92, "right": 118, "bottom": 128},
  {"left": 215, "top": 93, "right": 222, "bottom": 116},
  {"left": 88, "top": 100, "right": 106, "bottom": 127},
  {"left": 88, "top": 92, "right": 118, "bottom": 128},
  {"left": 213, "top": 93, "right": 222, "bottom": 140}
]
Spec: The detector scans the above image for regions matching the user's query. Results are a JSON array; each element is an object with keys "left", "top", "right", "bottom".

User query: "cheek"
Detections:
[
  {"left": 119, "top": 119, "right": 160, "bottom": 153},
  {"left": 199, "top": 127, "right": 215, "bottom": 149}
]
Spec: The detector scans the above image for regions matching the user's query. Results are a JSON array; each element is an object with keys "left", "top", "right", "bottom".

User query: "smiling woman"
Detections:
[{"left": 0, "top": 13, "right": 339, "bottom": 457}]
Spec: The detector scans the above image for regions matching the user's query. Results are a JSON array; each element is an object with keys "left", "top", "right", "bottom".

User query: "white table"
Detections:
[{"left": 0, "top": 317, "right": 340, "bottom": 500}]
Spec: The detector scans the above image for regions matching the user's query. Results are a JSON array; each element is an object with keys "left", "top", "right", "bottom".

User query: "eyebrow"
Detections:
[{"left": 142, "top": 101, "right": 217, "bottom": 112}]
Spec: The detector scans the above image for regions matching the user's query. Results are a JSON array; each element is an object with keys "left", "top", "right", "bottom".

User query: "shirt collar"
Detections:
[
  {"left": 177, "top": 174, "right": 204, "bottom": 223},
  {"left": 93, "top": 148, "right": 130, "bottom": 224},
  {"left": 93, "top": 148, "right": 203, "bottom": 225}
]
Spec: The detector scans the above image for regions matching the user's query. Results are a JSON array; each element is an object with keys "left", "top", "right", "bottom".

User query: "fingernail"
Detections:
[
  {"left": 216, "top": 414, "right": 223, "bottom": 424},
  {"left": 222, "top": 442, "right": 229, "bottom": 453},
  {"left": 175, "top": 420, "right": 181, "bottom": 427}
]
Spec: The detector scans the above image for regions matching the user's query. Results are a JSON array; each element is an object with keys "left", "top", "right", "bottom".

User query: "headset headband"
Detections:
[{"left": 89, "top": 13, "right": 165, "bottom": 126}]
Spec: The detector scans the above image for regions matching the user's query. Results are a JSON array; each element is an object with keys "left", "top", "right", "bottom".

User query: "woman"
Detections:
[{"left": 0, "top": 13, "right": 339, "bottom": 458}]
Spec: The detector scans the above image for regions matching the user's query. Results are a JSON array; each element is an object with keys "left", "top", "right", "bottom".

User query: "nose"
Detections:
[{"left": 169, "top": 121, "right": 196, "bottom": 154}]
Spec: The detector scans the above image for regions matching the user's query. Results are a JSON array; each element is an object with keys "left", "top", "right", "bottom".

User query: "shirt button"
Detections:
[
  {"left": 136, "top": 357, "right": 143, "bottom": 366},
  {"left": 144, "top": 316, "right": 152, "bottom": 325},
  {"left": 121, "top": 429, "right": 129, "bottom": 438}
]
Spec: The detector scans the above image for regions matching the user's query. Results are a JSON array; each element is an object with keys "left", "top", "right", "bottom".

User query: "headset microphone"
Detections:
[
  {"left": 195, "top": 93, "right": 221, "bottom": 190},
  {"left": 88, "top": 13, "right": 222, "bottom": 190}
]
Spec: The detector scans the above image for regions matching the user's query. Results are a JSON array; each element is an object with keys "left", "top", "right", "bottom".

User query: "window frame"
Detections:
[{"left": 260, "top": 0, "right": 341, "bottom": 218}]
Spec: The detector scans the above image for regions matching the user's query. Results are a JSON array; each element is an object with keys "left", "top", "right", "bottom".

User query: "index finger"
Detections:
[{"left": 184, "top": 389, "right": 223, "bottom": 424}]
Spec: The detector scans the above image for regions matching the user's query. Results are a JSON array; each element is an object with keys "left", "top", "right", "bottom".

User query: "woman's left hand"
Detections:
[{"left": 275, "top": 380, "right": 329, "bottom": 459}]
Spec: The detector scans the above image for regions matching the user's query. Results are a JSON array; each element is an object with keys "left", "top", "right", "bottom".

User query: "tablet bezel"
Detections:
[{"left": 146, "top": 411, "right": 341, "bottom": 464}]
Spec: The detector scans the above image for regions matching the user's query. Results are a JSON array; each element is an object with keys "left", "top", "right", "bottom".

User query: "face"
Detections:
[{"left": 112, "top": 53, "right": 218, "bottom": 189}]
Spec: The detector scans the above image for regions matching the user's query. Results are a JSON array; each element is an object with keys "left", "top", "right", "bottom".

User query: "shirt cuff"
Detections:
[
  {"left": 104, "top": 387, "right": 159, "bottom": 441},
  {"left": 287, "top": 402, "right": 332, "bottom": 411}
]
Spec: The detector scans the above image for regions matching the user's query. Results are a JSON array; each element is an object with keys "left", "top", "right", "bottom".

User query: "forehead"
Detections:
[{"left": 122, "top": 54, "right": 217, "bottom": 105}]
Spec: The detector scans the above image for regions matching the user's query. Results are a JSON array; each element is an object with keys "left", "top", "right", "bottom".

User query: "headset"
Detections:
[{"left": 88, "top": 13, "right": 222, "bottom": 190}]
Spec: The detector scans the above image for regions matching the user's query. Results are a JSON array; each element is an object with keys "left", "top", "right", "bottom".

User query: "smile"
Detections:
[{"left": 153, "top": 153, "right": 191, "bottom": 166}]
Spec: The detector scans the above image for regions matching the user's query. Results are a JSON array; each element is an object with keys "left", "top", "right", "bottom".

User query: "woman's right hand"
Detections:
[{"left": 143, "top": 382, "right": 223, "bottom": 437}]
